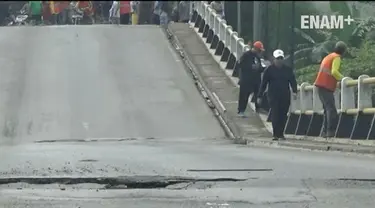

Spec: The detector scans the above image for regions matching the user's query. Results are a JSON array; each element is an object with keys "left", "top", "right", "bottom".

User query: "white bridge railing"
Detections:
[{"left": 190, "top": 1, "right": 375, "bottom": 140}]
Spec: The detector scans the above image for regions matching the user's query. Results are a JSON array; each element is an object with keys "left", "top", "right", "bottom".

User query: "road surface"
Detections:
[
  {"left": 0, "top": 25, "right": 224, "bottom": 143},
  {"left": 0, "top": 25, "right": 374, "bottom": 207}
]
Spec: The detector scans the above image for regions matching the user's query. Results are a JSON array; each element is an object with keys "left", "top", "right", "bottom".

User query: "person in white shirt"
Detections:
[{"left": 109, "top": 1, "right": 120, "bottom": 24}]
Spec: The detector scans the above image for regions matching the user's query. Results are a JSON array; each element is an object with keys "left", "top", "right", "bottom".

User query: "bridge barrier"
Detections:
[{"left": 190, "top": 1, "right": 375, "bottom": 140}]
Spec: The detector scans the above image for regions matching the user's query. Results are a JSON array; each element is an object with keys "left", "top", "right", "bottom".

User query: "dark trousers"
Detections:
[
  {"left": 103, "top": 3, "right": 111, "bottom": 19},
  {"left": 269, "top": 95, "right": 290, "bottom": 138},
  {"left": 152, "top": 13, "right": 160, "bottom": 25},
  {"left": 52, "top": 14, "right": 58, "bottom": 25},
  {"left": 30, "top": 14, "right": 42, "bottom": 25},
  {"left": 58, "top": 9, "right": 68, "bottom": 24},
  {"left": 238, "top": 83, "right": 259, "bottom": 113},
  {"left": 317, "top": 86, "right": 338, "bottom": 137},
  {"left": 120, "top": 13, "right": 130, "bottom": 24}
]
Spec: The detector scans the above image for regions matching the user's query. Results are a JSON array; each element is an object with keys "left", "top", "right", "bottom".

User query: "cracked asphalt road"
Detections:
[{"left": 0, "top": 25, "right": 374, "bottom": 207}]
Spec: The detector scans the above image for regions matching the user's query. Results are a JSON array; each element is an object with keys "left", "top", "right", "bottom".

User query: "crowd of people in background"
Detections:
[{"left": 0, "top": 1, "right": 192, "bottom": 26}]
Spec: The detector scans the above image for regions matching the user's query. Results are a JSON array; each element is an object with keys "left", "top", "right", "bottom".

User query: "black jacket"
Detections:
[
  {"left": 258, "top": 63, "right": 298, "bottom": 99},
  {"left": 238, "top": 50, "right": 263, "bottom": 85}
]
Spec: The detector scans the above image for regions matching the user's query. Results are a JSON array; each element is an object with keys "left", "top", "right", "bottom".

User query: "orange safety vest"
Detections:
[
  {"left": 119, "top": 1, "right": 131, "bottom": 14},
  {"left": 314, "top": 52, "right": 340, "bottom": 92}
]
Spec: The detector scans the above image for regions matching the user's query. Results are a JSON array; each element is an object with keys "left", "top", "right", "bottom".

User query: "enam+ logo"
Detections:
[{"left": 300, "top": 15, "right": 355, "bottom": 29}]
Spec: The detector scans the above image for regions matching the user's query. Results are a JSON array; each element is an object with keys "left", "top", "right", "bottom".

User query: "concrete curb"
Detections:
[
  {"left": 186, "top": 22, "right": 375, "bottom": 155},
  {"left": 165, "top": 26, "right": 243, "bottom": 141}
]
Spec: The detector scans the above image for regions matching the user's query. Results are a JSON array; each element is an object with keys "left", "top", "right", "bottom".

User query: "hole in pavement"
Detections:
[
  {"left": 34, "top": 137, "right": 145, "bottom": 143},
  {"left": 79, "top": 159, "right": 98, "bottom": 162},
  {"left": 187, "top": 168, "right": 273, "bottom": 172},
  {"left": 338, "top": 178, "right": 375, "bottom": 182},
  {"left": 0, "top": 176, "right": 247, "bottom": 189}
]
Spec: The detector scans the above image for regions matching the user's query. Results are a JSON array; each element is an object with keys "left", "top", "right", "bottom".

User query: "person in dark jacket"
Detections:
[
  {"left": 237, "top": 41, "right": 265, "bottom": 117},
  {"left": 257, "top": 49, "right": 298, "bottom": 141}
]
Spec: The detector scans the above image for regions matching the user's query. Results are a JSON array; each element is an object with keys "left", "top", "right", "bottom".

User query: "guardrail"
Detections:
[{"left": 191, "top": 1, "right": 375, "bottom": 140}]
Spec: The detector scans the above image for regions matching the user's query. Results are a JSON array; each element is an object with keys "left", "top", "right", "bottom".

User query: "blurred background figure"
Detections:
[
  {"left": 42, "top": 1, "right": 51, "bottom": 25},
  {"left": 210, "top": 1, "right": 223, "bottom": 17},
  {"left": 178, "top": 1, "right": 190, "bottom": 23},
  {"left": 49, "top": 1, "right": 60, "bottom": 24},
  {"left": 130, "top": 1, "right": 139, "bottom": 25},
  {"left": 28, "top": 1, "right": 43, "bottom": 25},
  {"left": 159, "top": 2, "right": 169, "bottom": 29},
  {"left": 109, "top": 1, "right": 120, "bottom": 24},
  {"left": 152, "top": 1, "right": 161, "bottom": 25},
  {"left": 58, "top": 1, "right": 70, "bottom": 24},
  {"left": 119, "top": 1, "right": 130, "bottom": 24},
  {"left": 138, "top": 1, "right": 153, "bottom": 24},
  {"left": 75, "top": 1, "right": 95, "bottom": 24}
]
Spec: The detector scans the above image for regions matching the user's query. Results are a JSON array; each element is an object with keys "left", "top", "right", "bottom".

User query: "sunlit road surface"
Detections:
[{"left": 0, "top": 25, "right": 374, "bottom": 208}]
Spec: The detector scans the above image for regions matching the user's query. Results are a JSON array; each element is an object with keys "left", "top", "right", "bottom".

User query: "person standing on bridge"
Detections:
[
  {"left": 178, "top": 1, "right": 190, "bottom": 23},
  {"left": 119, "top": 1, "right": 131, "bottom": 24},
  {"left": 130, "top": 1, "right": 140, "bottom": 25},
  {"left": 237, "top": 41, "right": 265, "bottom": 117},
  {"left": 28, "top": 1, "right": 43, "bottom": 25},
  {"left": 314, "top": 41, "right": 347, "bottom": 138},
  {"left": 159, "top": 2, "right": 169, "bottom": 29},
  {"left": 109, "top": 1, "right": 120, "bottom": 24},
  {"left": 152, "top": 1, "right": 162, "bottom": 25},
  {"left": 257, "top": 49, "right": 297, "bottom": 141},
  {"left": 75, "top": 1, "right": 95, "bottom": 24},
  {"left": 49, "top": 1, "right": 61, "bottom": 25}
]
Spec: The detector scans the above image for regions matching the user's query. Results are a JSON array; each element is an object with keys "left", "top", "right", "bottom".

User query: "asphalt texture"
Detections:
[
  {"left": 0, "top": 25, "right": 375, "bottom": 207},
  {"left": 0, "top": 25, "right": 224, "bottom": 143}
]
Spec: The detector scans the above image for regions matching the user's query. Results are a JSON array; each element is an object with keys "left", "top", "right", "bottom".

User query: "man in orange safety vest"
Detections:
[{"left": 314, "top": 41, "right": 347, "bottom": 138}]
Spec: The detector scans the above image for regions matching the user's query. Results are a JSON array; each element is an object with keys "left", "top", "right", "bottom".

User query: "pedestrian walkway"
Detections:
[
  {"left": 168, "top": 23, "right": 271, "bottom": 141},
  {"left": 168, "top": 22, "right": 375, "bottom": 154}
]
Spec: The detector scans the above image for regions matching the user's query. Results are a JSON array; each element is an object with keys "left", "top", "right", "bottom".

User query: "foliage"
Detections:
[
  {"left": 224, "top": 1, "right": 375, "bottom": 83},
  {"left": 296, "top": 41, "right": 375, "bottom": 84},
  {"left": 292, "top": 2, "right": 375, "bottom": 70}
]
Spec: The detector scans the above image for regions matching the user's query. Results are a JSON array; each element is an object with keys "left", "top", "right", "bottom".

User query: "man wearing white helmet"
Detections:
[{"left": 257, "top": 49, "right": 298, "bottom": 141}]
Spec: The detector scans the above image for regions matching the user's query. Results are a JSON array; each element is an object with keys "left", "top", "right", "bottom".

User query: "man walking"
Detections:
[
  {"left": 237, "top": 41, "right": 264, "bottom": 117},
  {"left": 314, "top": 41, "right": 347, "bottom": 138},
  {"left": 257, "top": 49, "right": 298, "bottom": 140}
]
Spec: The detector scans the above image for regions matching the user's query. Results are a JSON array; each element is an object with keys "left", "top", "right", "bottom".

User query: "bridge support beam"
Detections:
[
  {"left": 306, "top": 113, "right": 323, "bottom": 136},
  {"left": 285, "top": 113, "right": 299, "bottom": 135},
  {"left": 192, "top": 11, "right": 199, "bottom": 25},
  {"left": 206, "top": 29, "right": 214, "bottom": 43},
  {"left": 215, "top": 41, "right": 225, "bottom": 56},
  {"left": 351, "top": 112, "right": 374, "bottom": 140},
  {"left": 295, "top": 114, "right": 310, "bottom": 135},
  {"left": 335, "top": 113, "right": 353, "bottom": 138},
  {"left": 210, "top": 35, "right": 219, "bottom": 49},
  {"left": 199, "top": 19, "right": 206, "bottom": 33},
  {"left": 220, "top": 47, "right": 230, "bottom": 62}
]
